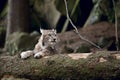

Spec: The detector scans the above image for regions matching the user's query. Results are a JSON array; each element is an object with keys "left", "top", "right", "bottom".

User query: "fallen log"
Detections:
[
  {"left": 0, "top": 51, "right": 120, "bottom": 80},
  {"left": 58, "top": 22, "right": 120, "bottom": 52}
]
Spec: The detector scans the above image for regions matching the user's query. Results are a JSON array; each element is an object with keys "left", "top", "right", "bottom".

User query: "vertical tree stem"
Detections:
[{"left": 112, "top": 0, "right": 119, "bottom": 51}]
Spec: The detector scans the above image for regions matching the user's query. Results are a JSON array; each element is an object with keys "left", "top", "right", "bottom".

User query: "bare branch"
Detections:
[
  {"left": 112, "top": 0, "right": 119, "bottom": 51},
  {"left": 62, "top": 0, "right": 79, "bottom": 32},
  {"left": 64, "top": 0, "right": 101, "bottom": 49}
]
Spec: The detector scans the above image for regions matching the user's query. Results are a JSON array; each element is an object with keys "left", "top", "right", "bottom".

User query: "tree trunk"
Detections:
[
  {"left": 0, "top": 52, "right": 120, "bottom": 80},
  {"left": 6, "top": 0, "right": 30, "bottom": 38}
]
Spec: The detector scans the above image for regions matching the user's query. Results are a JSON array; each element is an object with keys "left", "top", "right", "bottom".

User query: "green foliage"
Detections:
[
  {"left": 116, "top": 0, "right": 120, "bottom": 22},
  {"left": 93, "top": 0, "right": 120, "bottom": 23},
  {"left": 84, "top": 0, "right": 120, "bottom": 27},
  {"left": 84, "top": 0, "right": 102, "bottom": 27},
  {"left": 0, "top": 27, "right": 6, "bottom": 47},
  {"left": 0, "top": 2, "right": 8, "bottom": 18},
  {"left": 0, "top": 27, "right": 6, "bottom": 35},
  {"left": 62, "top": 0, "right": 80, "bottom": 32},
  {"left": 55, "top": 0, "right": 77, "bottom": 16},
  {"left": 99, "top": 0, "right": 115, "bottom": 22}
]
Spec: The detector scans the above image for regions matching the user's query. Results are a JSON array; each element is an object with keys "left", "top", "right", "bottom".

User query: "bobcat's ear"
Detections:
[
  {"left": 52, "top": 29, "right": 56, "bottom": 33},
  {"left": 40, "top": 29, "right": 44, "bottom": 34}
]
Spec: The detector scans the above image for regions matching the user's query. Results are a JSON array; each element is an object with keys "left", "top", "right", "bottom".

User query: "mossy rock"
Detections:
[
  {"left": 5, "top": 31, "right": 40, "bottom": 55},
  {"left": 75, "top": 44, "right": 91, "bottom": 53},
  {"left": 86, "top": 51, "right": 117, "bottom": 63}
]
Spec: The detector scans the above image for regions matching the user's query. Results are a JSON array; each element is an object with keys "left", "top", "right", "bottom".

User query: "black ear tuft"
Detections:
[
  {"left": 42, "top": 41, "right": 45, "bottom": 46},
  {"left": 52, "top": 29, "right": 56, "bottom": 33},
  {"left": 40, "top": 28, "right": 44, "bottom": 34}
]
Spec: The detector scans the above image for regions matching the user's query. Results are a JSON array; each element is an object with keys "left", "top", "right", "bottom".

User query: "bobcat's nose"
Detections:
[{"left": 53, "top": 39, "right": 56, "bottom": 41}]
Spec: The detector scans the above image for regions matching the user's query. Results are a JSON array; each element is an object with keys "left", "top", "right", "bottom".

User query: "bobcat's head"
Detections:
[{"left": 40, "top": 29, "right": 59, "bottom": 48}]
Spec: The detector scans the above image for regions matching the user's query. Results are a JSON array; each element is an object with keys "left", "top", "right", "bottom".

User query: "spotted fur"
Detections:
[{"left": 20, "top": 29, "right": 59, "bottom": 59}]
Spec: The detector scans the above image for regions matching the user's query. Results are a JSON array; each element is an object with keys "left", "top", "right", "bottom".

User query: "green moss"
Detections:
[
  {"left": 1, "top": 54, "right": 120, "bottom": 80},
  {"left": 75, "top": 44, "right": 91, "bottom": 53},
  {"left": 87, "top": 51, "right": 116, "bottom": 63}
]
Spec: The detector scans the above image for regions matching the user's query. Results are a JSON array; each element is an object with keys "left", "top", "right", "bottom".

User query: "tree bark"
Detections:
[
  {"left": 7, "top": 0, "right": 30, "bottom": 38},
  {"left": 0, "top": 52, "right": 120, "bottom": 80}
]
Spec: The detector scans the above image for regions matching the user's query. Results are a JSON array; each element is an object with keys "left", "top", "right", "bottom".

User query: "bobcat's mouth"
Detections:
[
  {"left": 51, "top": 41, "right": 56, "bottom": 43},
  {"left": 50, "top": 39, "right": 57, "bottom": 43},
  {"left": 50, "top": 41, "right": 57, "bottom": 45}
]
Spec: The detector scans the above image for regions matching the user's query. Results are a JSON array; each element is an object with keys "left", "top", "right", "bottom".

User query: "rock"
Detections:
[
  {"left": 5, "top": 31, "right": 40, "bottom": 55},
  {"left": 74, "top": 44, "right": 91, "bottom": 53},
  {"left": 99, "top": 57, "right": 107, "bottom": 62}
]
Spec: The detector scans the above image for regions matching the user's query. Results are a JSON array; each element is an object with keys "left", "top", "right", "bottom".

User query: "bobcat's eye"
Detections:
[
  {"left": 54, "top": 34, "right": 57, "bottom": 36},
  {"left": 48, "top": 34, "right": 51, "bottom": 36}
]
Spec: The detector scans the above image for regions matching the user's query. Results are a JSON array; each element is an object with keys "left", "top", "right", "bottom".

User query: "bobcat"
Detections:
[{"left": 20, "top": 29, "right": 59, "bottom": 59}]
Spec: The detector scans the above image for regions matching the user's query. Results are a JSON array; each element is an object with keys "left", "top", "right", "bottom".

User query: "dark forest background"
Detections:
[{"left": 0, "top": 0, "right": 120, "bottom": 53}]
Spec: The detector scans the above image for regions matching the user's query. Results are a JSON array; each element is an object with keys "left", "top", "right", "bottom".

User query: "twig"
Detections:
[
  {"left": 64, "top": 0, "right": 101, "bottom": 49},
  {"left": 112, "top": 0, "right": 119, "bottom": 51},
  {"left": 62, "top": 0, "right": 79, "bottom": 32}
]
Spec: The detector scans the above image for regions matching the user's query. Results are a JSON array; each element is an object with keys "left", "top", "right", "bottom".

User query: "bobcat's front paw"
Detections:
[
  {"left": 34, "top": 52, "right": 43, "bottom": 59},
  {"left": 20, "top": 50, "right": 33, "bottom": 59}
]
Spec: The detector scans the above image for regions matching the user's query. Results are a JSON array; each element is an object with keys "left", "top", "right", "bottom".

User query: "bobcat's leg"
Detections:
[
  {"left": 34, "top": 50, "right": 50, "bottom": 58},
  {"left": 20, "top": 50, "right": 34, "bottom": 59},
  {"left": 34, "top": 51, "right": 44, "bottom": 58}
]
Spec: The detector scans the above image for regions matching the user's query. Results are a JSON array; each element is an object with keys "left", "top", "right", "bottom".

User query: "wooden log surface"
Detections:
[{"left": 0, "top": 51, "right": 120, "bottom": 80}]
